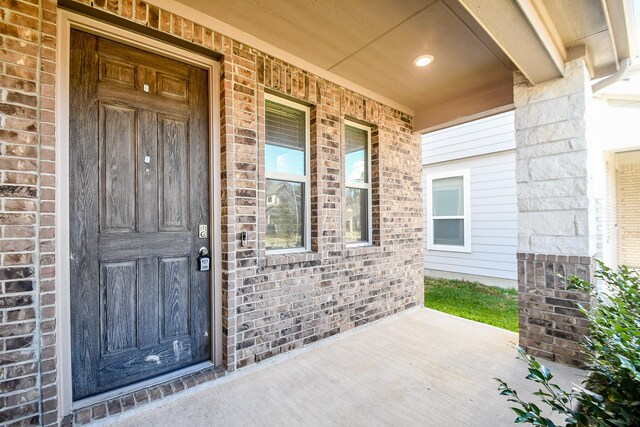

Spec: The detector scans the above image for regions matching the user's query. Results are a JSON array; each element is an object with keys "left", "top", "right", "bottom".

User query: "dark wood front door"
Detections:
[{"left": 69, "top": 30, "right": 211, "bottom": 400}]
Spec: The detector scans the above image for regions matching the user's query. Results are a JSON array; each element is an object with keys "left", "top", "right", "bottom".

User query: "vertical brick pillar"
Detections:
[
  {"left": 514, "top": 58, "right": 595, "bottom": 367},
  {"left": 1, "top": 0, "right": 57, "bottom": 424},
  {"left": 517, "top": 254, "right": 592, "bottom": 366}
]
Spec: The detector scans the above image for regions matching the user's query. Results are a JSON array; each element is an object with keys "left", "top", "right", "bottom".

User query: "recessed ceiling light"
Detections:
[{"left": 414, "top": 55, "right": 434, "bottom": 67}]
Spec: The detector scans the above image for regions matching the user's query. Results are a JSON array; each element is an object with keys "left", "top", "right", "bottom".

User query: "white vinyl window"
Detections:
[
  {"left": 345, "top": 121, "right": 372, "bottom": 246},
  {"left": 264, "top": 94, "right": 311, "bottom": 253},
  {"left": 426, "top": 170, "right": 471, "bottom": 252}
]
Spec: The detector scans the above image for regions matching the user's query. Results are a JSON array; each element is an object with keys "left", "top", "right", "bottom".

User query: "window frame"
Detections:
[
  {"left": 344, "top": 120, "right": 373, "bottom": 247},
  {"left": 426, "top": 169, "right": 471, "bottom": 253},
  {"left": 264, "top": 93, "right": 311, "bottom": 254}
]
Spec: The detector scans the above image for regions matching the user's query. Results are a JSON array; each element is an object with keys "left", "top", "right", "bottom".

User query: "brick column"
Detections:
[
  {"left": 1, "top": 0, "right": 58, "bottom": 424},
  {"left": 514, "top": 58, "right": 595, "bottom": 367}
]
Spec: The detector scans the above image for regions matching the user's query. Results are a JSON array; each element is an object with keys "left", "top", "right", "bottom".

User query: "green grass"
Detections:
[{"left": 424, "top": 277, "right": 519, "bottom": 332}]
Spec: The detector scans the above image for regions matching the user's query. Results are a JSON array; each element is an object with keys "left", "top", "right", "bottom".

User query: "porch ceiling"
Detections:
[{"left": 172, "top": 0, "right": 637, "bottom": 132}]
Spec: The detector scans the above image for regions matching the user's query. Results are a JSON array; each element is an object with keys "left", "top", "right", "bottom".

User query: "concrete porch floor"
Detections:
[{"left": 105, "top": 308, "right": 584, "bottom": 426}]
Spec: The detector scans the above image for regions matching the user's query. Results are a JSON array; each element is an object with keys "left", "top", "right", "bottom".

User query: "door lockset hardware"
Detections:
[
  {"left": 198, "top": 247, "right": 210, "bottom": 271},
  {"left": 199, "top": 224, "right": 208, "bottom": 239}
]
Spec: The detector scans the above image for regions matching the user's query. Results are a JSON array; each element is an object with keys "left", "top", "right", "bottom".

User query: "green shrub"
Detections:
[{"left": 496, "top": 263, "right": 640, "bottom": 426}]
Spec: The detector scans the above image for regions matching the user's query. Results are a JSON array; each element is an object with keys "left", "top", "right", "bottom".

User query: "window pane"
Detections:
[
  {"left": 345, "top": 126, "right": 368, "bottom": 184},
  {"left": 433, "top": 219, "right": 464, "bottom": 246},
  {"left": 432, "top": 176, "right": 463, "bottom": 216},
  {"left": 266, "top": 100, "right": 306, "bottom": 176},
  {"left": 346, "top": 187, "right": 368, "bottom": 243},
  {"left": 266, "top": 179, "right": 304, "bottom": 250}
]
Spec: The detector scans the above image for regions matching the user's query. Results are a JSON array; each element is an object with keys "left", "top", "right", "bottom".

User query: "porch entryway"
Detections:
[{"left": 103, "top": 309, "right": 583, "bottom": 426}]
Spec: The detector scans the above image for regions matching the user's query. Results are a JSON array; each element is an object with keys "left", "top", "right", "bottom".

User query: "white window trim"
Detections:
[
  {"left": 345, "top": 120, "right": 373, "bottom": 247},
  {"left": 426, "top": 169, "right": 471, "bottom": 253},
  {"left": 264, "top": 92, "right": 311, "bottom": 254}
]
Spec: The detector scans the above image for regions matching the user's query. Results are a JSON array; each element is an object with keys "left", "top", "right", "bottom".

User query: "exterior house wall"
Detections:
[
  {"left": 0, "top": 0, "right": 58, "bottom": 425},
  {"left": 421, "top": 111, "right": 516, "bottom": 165},
  {"left": 0, "top": 1, "right": 423, "bottom": 425},
  {"left": 590, "top": 98, "right": 640, "bottom": 270},
  {"left": 422, "top": 111, "right": 517, "bottom": 287},
  {"left": 616, "top": 150, "right": 640, "bottom": 268},
  {"left": 598, "top": 151, "right": 618, "bottom": 268}
]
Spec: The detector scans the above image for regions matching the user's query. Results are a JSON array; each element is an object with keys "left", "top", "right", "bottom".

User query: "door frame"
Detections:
[{"left": 56, "top": 9, "right": 222, "bottom": 416}]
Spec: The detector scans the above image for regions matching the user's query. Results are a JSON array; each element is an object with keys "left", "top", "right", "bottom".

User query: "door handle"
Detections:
[{"left": 198, "top": 247, "right": 210, "bottom": 271}]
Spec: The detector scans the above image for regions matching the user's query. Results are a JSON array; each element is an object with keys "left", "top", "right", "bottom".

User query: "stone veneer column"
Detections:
[{"left": 514, "top": 58, "right": 596, "bottom": 367}]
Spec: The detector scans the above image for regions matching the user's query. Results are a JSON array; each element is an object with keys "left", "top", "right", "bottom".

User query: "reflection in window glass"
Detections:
[
  {"left": 266, "top": 179, "right": 304, "bottom": 250},
  {"left": 266, "top": 145, "right": 304, "bottom": 176},
  {"left": 265, "top": 100, "right": 306, "bottom": 176},
  {"left": 432, "top": 176, "right": 463, "bottom": 216},
  {"left": 430, "top": 174, "right": 466, "bottom": 249},
  {"left": 433, "top": 218, "right": 464, "bottom": 246},
  {"left": 345, "top": 126, "right": 368, "bottom": 183},
  {"left": 346, "top": 187, "right": 368, "bottom": 243}
]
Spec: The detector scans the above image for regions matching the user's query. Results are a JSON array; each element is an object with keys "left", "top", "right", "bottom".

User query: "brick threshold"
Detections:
[{"left": 65, "top": 364, "right": 228, "bottom": 425}]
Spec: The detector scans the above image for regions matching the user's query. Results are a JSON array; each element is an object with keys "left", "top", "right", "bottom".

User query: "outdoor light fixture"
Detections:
[{"left": 414, "top": 55, "right": 434, "bottom": 67}]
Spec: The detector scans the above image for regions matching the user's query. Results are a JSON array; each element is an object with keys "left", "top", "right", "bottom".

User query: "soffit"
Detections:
[
  {"left": 171, "top": 0, "right": 631, "bottom": 130},
  {"left": 541, "top": 0, "right": 618, "bottom": 76},
  {"left": 175, "top": 0, "right": 513, "bottom": 112},
  {"left": 177, "top": 0, "right": 437, "bottom": 71},
  {"left": 329, "top": 1, "right": 512, "bottom": 108}
]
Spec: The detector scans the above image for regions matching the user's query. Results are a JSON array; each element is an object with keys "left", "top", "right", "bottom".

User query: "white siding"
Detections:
[
  {"left": 422, "top": 111, "right": 515, "bottom": 165},
  {"left": 422, "top": 111, "right": 517, "bottom": 285}
]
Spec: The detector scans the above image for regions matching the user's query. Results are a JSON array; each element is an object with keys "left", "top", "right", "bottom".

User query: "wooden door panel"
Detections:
[
  {"left": 187, "top": 65, "right": 212, "bottom": 360},
  {"left": 101, "top": 261, "right": 138, "bottom": 355},
  {"left": 97, "top": 37, "right": 190, "bottom": 80},
  {"left": 97, "top": 231, "right": 191, "bottom": 260},
  {"left": 98, "top": 336, "right": 193, "bottom": 389},
  {"left": 70, "top": 29, "right": 211, "bottom": 400},
  {"left": 157, "top": 73, "right": 189, "bottom": 101},
  {"left": 160, "top": 257, "right": 191, "bottom": 339},
  {"left": 159, "top": 116, "right": 190, "bottom": 231},
  {"left": 97, "top": 84, "right": 190, "bottom": 116},
  {"left": 138, "top": 110, "right": 159, "bottom": 233},
  {"left": 99, "top": 57, "right": 135, "bottom": 87},
  {"left": 100, "top": 104, "right": 137, "bottom": 232},
  {"left": 138, "top": 257, "right": 160, "bottom": 349},
  {"left": 70, "top": 31, "right": 101, "bottom": 399}
]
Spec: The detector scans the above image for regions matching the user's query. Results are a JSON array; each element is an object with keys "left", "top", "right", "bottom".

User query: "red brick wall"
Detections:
[
  {"left": 517, "top": 253, "right": 591, "bottom": 367},
  {"left": 1, "top": 1, "right": 424, "bottom": 424},
  {"left": 1, "top": 0, "right": 58, "bottom": 425}
]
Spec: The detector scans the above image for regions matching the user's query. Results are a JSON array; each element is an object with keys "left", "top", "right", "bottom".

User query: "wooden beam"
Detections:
[
  {"left": 604, "top": 0, "right": 634, "bottom": 61},
  {"left": 454, "top": 0, "right": 565, "bottom": 85},
  {"left": 600, "top": 0, "right": 621, "bottom": 73},
  {"left": 413, "top": 78, "right": 513, "bottom": 133},
  {"left": 515, "top": 0, "right": 566, "bottom": 65}
]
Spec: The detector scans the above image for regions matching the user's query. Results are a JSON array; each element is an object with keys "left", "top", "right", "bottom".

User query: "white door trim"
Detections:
[{"left": 55, "top": 9, "right": 223, "bottom": 416}]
